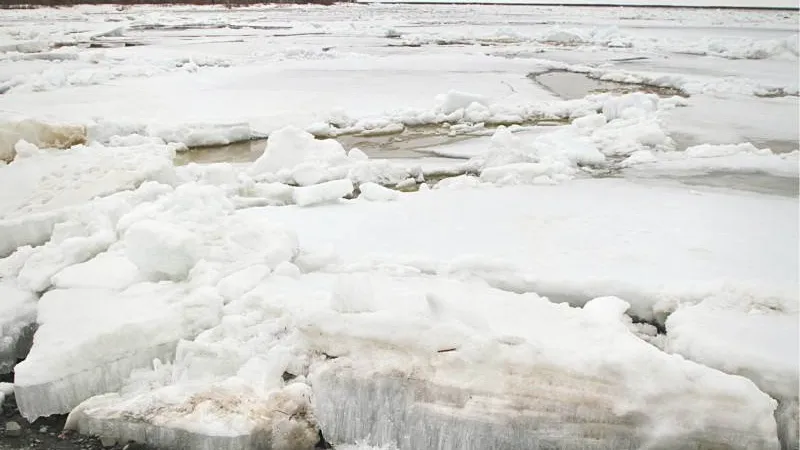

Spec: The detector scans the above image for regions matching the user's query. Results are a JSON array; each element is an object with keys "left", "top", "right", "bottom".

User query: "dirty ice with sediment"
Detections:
[{"left": 0, "top": 3, "right": 797, "bottom": 450}]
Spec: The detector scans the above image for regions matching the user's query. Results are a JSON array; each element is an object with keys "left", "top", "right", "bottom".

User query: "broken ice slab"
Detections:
[
  {"left": 298, "top": 290, "right": 781, "bottom": 450},
  {"left": 311, "top": 354, "right": 780, "bottom": 450},
  {"left": 666, "top": 295, "right": 800, "bottom": 450},
  {"left": 0, "top": 282, "right": 37, "bottom": 374},
  {"left": 67, "top": 382, "right": 319, "bottom": 450},
  {"left": 14, "top": 284, "right": 222, "bottom": 420},
  {"left": 58, "top": 275, "right": 783, "bottom": 450}
]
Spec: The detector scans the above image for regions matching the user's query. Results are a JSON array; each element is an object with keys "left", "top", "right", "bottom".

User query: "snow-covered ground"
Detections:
[{"left": 0, "top": 4, "right": 797, "bottom": 450}]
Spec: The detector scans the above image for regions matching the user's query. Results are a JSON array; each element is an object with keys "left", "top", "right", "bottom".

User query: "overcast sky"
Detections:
[{"left": 362, "top": 0, "right": 798, "bottom": 8}]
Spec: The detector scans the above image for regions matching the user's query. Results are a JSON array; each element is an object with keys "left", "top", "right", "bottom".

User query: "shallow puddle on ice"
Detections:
[
  {"left": 531, "top": 71, "right": 686, "bottom": 100},
  {"left": 335, "top": 127, "right": 480, "bottom": 159},
  {"left": 174, "top": 139, "right": 266, "bottom": 165},
  {"left": 174, "top": 125, "right": 495, "bottom": 165}
]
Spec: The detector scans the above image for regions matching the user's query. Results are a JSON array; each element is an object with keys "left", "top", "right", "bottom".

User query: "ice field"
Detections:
[{"left": 0, "top": 3, "right": 798, "bottom": 450}]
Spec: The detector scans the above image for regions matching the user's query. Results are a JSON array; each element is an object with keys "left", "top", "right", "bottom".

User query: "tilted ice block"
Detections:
[
  {"left": 666, "top": 295, "right": 800, "bottom": 450},
  {"left": 358, "top": 182, "right": 399, "bottom": 202},
  {"left": 249, "top": 126, "right": 346, "bottom": 177},
  {"left": 0, "top": 210, "right": 64, "bottom": 258},
  {"left": 16, "top": 217, "right": 116, "bottom": 292},
  {"left": 296, "top": 283, "right": 781, "bottom": 450},
  {"left": 16, "top": 341, "right": 178, "bottom": 421},
  {"left": 293, "top": 179, "right": 354, "bottom": 207},
  {"left": 14, "top": 284, "right": 221, "bottom": 420},
  {"left": 0, "top": 141, "right": 176, "bottom": 221},
  {"left": 67, "top": 382, "right": 319, "bottom": 450},
  {"left": 0, "top": 282, "right": 37, "bottom": 374}
]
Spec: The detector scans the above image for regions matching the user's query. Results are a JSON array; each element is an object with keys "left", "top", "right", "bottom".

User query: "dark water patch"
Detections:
[
  {"left": 174, "top": 139, "right": 265, "bottom": 165},
  {"left": 176, "top": 124, "right": 495, "bottom": 165},
  {"left": 530, "top": 70, "right": 687, "bottom": 100},
  {"left": 176, "top": 120, "right": 570, "bottom": 166}
]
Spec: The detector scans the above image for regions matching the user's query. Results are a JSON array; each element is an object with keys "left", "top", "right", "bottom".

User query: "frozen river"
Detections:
[{"left": 0, "top": 3, "right": 797, "bottom": 450}]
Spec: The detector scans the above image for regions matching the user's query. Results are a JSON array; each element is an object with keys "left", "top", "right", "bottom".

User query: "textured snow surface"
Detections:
[{"left": 258, "top": 178, "right": 798, "bottom": 322}]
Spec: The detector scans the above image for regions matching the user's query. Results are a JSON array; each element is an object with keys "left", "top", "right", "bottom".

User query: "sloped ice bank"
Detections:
[{"left": 64, "top": 273, "right": 780, "bottom": 449}]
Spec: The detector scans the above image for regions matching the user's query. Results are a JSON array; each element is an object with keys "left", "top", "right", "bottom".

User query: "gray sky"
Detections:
[{"left": 362, "top": 0, "right": 798, "bottom": 8}]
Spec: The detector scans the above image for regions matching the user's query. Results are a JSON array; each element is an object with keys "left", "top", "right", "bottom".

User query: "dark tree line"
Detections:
[{"left": 0, "top": 0, "right": 345, "bottom": 7}]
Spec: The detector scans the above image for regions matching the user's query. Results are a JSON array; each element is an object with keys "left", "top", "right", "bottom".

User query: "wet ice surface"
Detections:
[
  {"left": 531, "top": 70, "right": 686, "bottom": 99},
  {"left": 0, "top": 3, "right": 799, "bottom": 450},
  {"left": 630, "top": 171, "right": 800, "bottom": 197}
]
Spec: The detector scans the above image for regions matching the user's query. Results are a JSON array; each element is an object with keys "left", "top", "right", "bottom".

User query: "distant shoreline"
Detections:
[
  {"left": 0, "top": 0, "right": 797, "bottom": 9},
  {"left": 358, "top": 1, "right": 798, "bottom": 10}
]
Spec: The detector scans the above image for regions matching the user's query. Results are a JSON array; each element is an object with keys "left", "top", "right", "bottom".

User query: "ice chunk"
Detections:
[
  {"left": 537, "top": 27, "right": 586, "bottom": 44},
  {"left": 358, "top": 182, "right": 399, "bottom": 202},
  {"left": 666, "top": 294, "right": 799, "bottom": 449},
  {"left": 0, "top": 141, "right": 176, "bottom": 260},
  {"left": 347, "top": 148, "right": 368, "bottom": 162},
  {"left": 217, "top": 264, "right": 271, "bottom": 304},
  {"left": 602, "top": 93, "right": 659, "bottom": 122},
  {"left": 15, "top": 216, "right": 116, "bottom": 293},
  {"left": 14, "top": 284, "right": 223, "bottom": 421},
  {"left": 0, "top": 211, "right": 64, "bottom": 259},
  {"left": 293, "top": 179, "right": 353, "bottom": 207},
  {"left": 471, "top": 126, "right": 603, "bottom": 185},
  {"left": 124, "top": 220, "right": 202, "bottom": 282},
  {"left": 0, "top": 282, "right": 37, "bottom": 374},
  {"left": 0, "top": 141, "right": 176, "bottom": 220},
  {"left": 68, "top": 382, "right": 318, "bottom": 450},
  {"left": 13, "top": 139, "right": 41, "bottom": 159},
  {"left": 0, "top": 119, "right": 86, "bottom": 162},
  {"left": 436, "top": 91, "right": 490, "bottom": 115},
  {"left": 249, "top": 126, "right": 346, "bottom": 176},
  {"left": 51, "top": 251, "right": 143, "bottom": 290}
]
